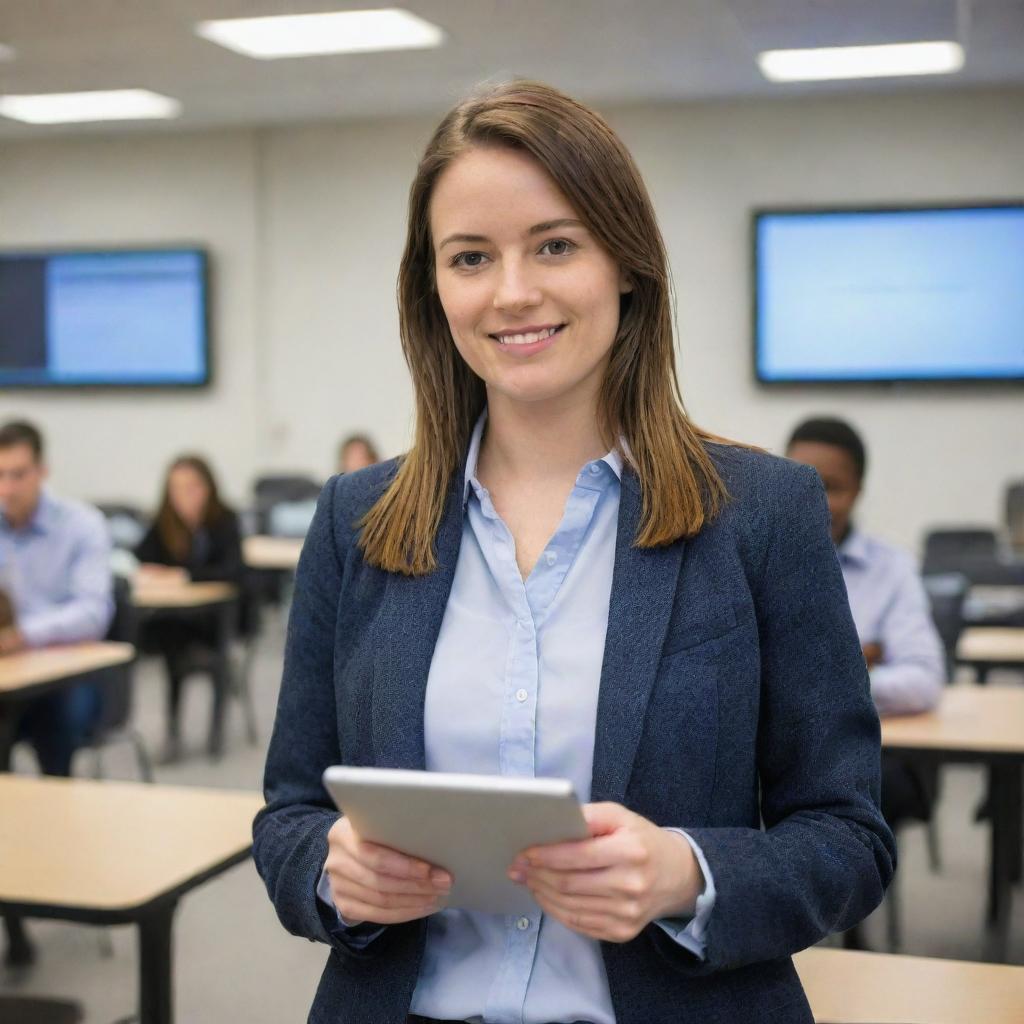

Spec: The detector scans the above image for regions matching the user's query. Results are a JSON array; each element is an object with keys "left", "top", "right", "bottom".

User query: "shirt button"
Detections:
[
  {"left": 545, "top": 551, "right": 557, "bottom": 566},
  {"left": 516, "top": 916, "right": 531, "bottom": 931},
  {"left": 515, "top": 688, "right": 528, "bottom": 703},
  {"left": 589, "top": 463, "right": 602, "bottom": 475}
]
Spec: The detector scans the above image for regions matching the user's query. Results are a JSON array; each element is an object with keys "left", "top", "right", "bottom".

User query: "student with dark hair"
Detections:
[
  {"left": 135, "top": 454, "right": 243, "bottom": 760},
  {"left": 0, "top": 419, "right": 113, "bottom": 968},
  {"left": 254, "top": 82, "right": 894, "bottom": 1023},
  {"left": 0, "top": 419, "right": 113, "bottom": 774},
  {"left": 786, "top": 417, "right": 945, "bottom": 825}
]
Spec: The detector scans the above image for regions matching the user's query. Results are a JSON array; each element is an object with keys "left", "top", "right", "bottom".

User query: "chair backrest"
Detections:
[
  {"left": 922, "top": 572, "right": 970, "bottom": 679},
  {"left": 252, "top": 475, "right": 322, "bottom": 534},
  {"left": 90, "top": 575, "right": 138, "bottom": 736},
  {"left": 1008, "top": 481, "right": 1024, "bottom": 554},
  {"left": 96, "top": 502, "right": 150, "bottom": 551},
  {"left": 922, "top": 528, "right": 1000, "bottom": 577}
]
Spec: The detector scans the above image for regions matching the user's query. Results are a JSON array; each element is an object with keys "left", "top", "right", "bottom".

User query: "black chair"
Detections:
[
  {"left": 922, "top": 528, "right": 999, "bottom": 576},
  {"left": 95, "top": 502, "right": 150, "bottom": 551},
  {"left": 923, "top": 572, "right": 970, "bottom": 679},
  {"left": 1007, "top": 480, "right": 1024, "bottom": 555},
  {"left": 81, "top": 575, "right": 153, "bottom": 782},
  {"left": 252, "top": 475, "right": 322, "bottom": 535}
]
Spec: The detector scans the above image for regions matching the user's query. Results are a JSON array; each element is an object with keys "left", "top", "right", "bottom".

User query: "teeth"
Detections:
[{"left": 496, "top": 326, "right": 560, "bottom": 345}]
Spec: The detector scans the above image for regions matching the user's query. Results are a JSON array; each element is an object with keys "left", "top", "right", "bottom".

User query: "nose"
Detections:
[{"left": 492, "top": 258, "right": 542, "bottom": 315}]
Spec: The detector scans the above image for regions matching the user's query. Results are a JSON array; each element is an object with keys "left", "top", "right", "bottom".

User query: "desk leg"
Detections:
[
  {"left": 208, "top": 602, "right": 235, "bottom": 758},
  {"left": 138, "top": 901, "right": 176, "bottom": 1024},
  {"left": 986, "top": 764, "right": 1015, "bottom": 962}
]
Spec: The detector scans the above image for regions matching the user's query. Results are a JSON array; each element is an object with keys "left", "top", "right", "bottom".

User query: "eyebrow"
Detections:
[{"left": 438, "top": 218, "right": 585, "bottom": 250}]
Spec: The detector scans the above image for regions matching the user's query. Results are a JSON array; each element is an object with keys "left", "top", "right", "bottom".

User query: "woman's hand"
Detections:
[
  {"left": 509, "top": 802, "right": 704, "bottom": 943},
  {"left": 324, "top": 815, "right": 452, "bottom": 926}
]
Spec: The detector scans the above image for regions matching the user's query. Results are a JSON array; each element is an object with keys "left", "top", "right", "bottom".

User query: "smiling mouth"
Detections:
[{"left": 489, "top": 324, "right": 566, "bottom": 346}]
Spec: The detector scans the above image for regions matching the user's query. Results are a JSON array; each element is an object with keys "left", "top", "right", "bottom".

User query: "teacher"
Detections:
[{"left": 253, "top": 80, "right": 894, "bottom": 1024}]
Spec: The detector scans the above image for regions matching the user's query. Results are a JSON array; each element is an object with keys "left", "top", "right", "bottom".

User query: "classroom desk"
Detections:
[
  {"left": 957, "top": 626, "right": 1024, "bottom": 670},
  {"left": 0, "top": 775, "right": 263, "bottom": 1024},
  {"left": 0, "top": 642, "right": 136, "bottom": 770},
  {"left": 794, "top": 947, "right": 1024, "bottom": 1024},
  {"left": 131, "top": 580, "right": 240, "bottom": 756},
  {"left": 881, "top": 686, "right": 1024, "bottom": 961},
  {"left": 242, "top": 534, "right": 303, "bottom": 572}
]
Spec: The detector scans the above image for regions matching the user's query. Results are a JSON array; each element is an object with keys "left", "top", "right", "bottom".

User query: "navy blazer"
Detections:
[{"left": 253, "top": 443, "right": 895, "bottom": 1024}]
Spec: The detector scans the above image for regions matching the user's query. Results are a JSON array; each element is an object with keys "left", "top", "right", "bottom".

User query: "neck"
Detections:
[
  {"left": 2, "top": 497, "right": 41, "bottom": 532},
  {"left": 478, "top": 388, "right": 609, "bottom": 487}
]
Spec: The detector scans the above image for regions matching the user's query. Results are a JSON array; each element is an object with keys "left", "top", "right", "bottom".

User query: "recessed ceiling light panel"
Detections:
[
  {"left": 195, "top": 8, "right": 444, "bottom": 60},
  {"left": 0, "top": 89, "right": 182, "bottom": 124},
  {"left": 758, "top": 41, "right": 965, "bottom": 82}
]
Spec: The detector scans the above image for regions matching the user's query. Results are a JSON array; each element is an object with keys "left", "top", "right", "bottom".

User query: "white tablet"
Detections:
[{"left": 322, "top": 766, "right": 589, "bottom": 915}]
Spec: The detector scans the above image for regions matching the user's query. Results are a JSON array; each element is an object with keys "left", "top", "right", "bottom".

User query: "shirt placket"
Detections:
[{"left": 471, "top": 471, "right": 607, "bottom": 1024}]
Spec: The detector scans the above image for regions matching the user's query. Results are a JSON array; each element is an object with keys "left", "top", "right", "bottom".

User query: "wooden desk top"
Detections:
[
  {"left": 0, "top": 642, "right": 135, "bottom": 697},
  {"left": 132, "top": 580, "right": 237, "bottom": 609},
  {"left": 881, "top": 685, "right": 1024, "bottom": 756},
  {"left": 795, "top": 947, "right": 1024, "bottom": 1023},
  {"left": 958, "top": 626, "right": 1024, "bottom": 663},
  {"left": 0, "top": 776, "right": 263, "bottom": 914},
  {"left": 243, "top": 535, "right": 303, "bottom": 571}
]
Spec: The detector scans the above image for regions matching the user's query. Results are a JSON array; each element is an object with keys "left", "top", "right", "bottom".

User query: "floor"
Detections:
[{"left": 1, "top": 610, "right": 1021, "bottom": 1023}]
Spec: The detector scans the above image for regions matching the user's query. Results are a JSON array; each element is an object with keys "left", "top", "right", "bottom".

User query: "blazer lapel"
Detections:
[
  {"left": 371, "top": 471, "right": 465, "bottom": 771},
  {"left": 590, "top": 468, "right": 686, "bottom": 804}
]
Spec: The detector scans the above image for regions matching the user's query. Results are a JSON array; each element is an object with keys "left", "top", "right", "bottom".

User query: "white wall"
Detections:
[{"left": 1, "top": 89, "right": 1021, "bottom": 549}]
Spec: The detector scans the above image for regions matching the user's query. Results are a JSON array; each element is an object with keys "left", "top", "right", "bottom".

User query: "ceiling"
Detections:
[{"left": 0, "top": 0, "right": 1022, "bottom": 138}]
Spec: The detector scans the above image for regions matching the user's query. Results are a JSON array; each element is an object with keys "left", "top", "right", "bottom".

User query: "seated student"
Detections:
[
  {"left": 0, "top": 419, "right": 113, "bottom": 775},
  {"left": 134, "top": 454, "right": 243, "bottom": 760},
  {"left": 786, "top": 417, "right": 945, "bottom": 830},
  {"left": 336, "top": 433, "right": 380, "bottom": 475},
  {"left": 0, "top": 419, "right": 113, "bottom": 970}
]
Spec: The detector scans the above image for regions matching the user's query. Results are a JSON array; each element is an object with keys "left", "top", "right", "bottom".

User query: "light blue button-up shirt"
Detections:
[
  {"left": 837, "top": 529, "right": 944, "bottom": 717},
  {"left": 0, "top": 490, "right": 113, "bottom": 647},
  {"left": 320, "top": 413, "right": 715, "bottom": 1023}
]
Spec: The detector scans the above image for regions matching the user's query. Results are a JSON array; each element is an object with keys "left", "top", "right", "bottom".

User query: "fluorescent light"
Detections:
[
  {"left": 196, "top": 8, "right": 444, "bottom": 59},
  {"left": 0, "top": 89, "right": 181, "bottom": 124},
  {"left": 0, "top": 43, "right": 15, "bottom": 61},
  {"left": 758, "top": 41, "right": 964, "bottom": 82}
]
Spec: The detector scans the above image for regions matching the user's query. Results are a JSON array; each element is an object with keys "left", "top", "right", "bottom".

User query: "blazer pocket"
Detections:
[{"left": 660, "top": 604, "right": 740, "bottom": 659}]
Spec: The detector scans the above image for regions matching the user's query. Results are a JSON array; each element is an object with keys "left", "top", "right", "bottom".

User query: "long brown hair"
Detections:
[
  {"left": 154, "top": 454, "right": 230, "bottom": 562},
  {"left": 361, "top": 80, "right": 728, "bottom": 575}
]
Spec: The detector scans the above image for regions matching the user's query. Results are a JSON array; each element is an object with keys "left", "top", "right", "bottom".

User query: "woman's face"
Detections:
[
  {"left": 168, "top": 464, "right": 210, "bottom": 527},
  {"left": 429, "top": 145, "right": 630, "bottom": 413}
]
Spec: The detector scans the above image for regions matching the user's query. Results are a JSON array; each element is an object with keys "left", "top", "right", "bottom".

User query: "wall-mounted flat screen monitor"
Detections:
[
  {"left": 753, "top": 205, "right": 1024, "bottom": 383},
  {"left": 0, "top": 247, "right": 209, "bottom": 388}
]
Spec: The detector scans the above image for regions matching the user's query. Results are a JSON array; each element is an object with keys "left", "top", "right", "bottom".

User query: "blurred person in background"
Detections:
[
  {"left": 337, "top": 433, "right": 380, "bottom": 474},
  {"left": 134, "top": 454, "right": 243, "bottom": 761},
  {"left": 0, "top": 418, "right": 113, "bottom": 968}
]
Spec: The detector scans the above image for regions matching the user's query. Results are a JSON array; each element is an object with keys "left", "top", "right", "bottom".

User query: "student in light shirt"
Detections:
[
  {"left": 254, "top": 81, "right": 894, "bottom": 1024},
  {"left": 786, "top": 416, "right": 945, "bottom": 828}
]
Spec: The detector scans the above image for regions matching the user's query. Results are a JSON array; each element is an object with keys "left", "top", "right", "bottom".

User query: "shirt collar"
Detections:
[
  {"left": 837, "top": 527, "right": 871, "bottom": 567},
  {"left": 462, "top": 409, "right": 623, "bottom": 507},
  {"left": 0, "top": 490, "right": 56, "bottom": 537}
]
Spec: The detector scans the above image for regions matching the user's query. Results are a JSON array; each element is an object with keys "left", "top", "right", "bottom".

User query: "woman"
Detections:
[
  {"left": 253, "top": 82, "right": 894, "bottom": 1024},
  {"left": 135, "top": 454, "right": 243, "bottom": 759}
]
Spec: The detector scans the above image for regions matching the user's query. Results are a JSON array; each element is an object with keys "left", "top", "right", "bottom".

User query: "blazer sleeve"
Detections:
[
  {"left": 252, "top": 479, "right": 350, "bottom": 948},
  {"left": 655, "top": 463, "right": 896, "bottom": 974}
]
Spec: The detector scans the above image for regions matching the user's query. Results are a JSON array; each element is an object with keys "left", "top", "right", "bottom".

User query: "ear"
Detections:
[{"left": 618, "top": 270, "right": 633, "bottom": 295}]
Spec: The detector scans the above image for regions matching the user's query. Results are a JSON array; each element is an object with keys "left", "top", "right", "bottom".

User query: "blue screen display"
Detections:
[
  {"left": 754, "top": 207, "right": 1024, "bottom": 382},
  {"left": 0, "top": 248, "right": 208, "bottom": 387}
]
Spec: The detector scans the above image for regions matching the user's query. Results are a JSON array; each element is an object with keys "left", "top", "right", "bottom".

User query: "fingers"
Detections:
[
  {"left": 531, "top": 889, "right": 645, "bottom": 944},
  {"left": 326, "top": 817, "right": 452, "bottom": 926},
  {"left": 519, "top": 830, "right": 646, "bottom": 873}
]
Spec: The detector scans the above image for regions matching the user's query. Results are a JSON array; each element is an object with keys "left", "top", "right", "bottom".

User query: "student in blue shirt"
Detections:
[
  {"left": 786, "top": 417, "right": 945, "bottom": 827},
  {"left": 254, "top": 81, "right": 894, "bottom": 1024}
]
